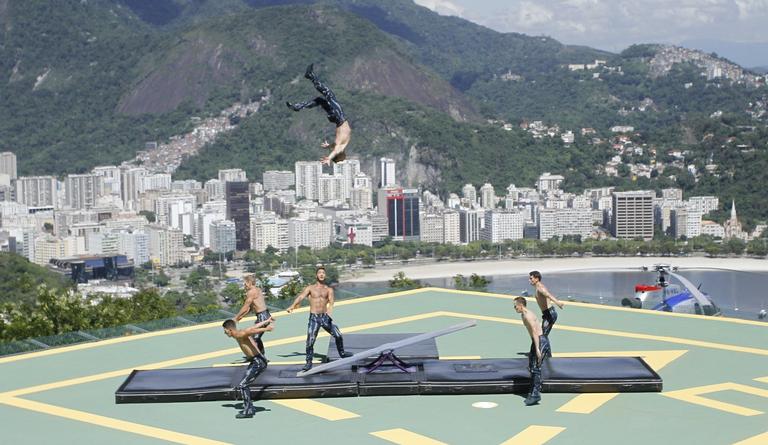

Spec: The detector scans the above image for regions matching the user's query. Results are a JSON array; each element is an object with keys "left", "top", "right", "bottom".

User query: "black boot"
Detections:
[
  {"left": 305, "top": 63, "right": 315, "bottom": 80},
  {"left": 286, "top": 101, "right": 300, "bottom": 111},
  {"left": 525, "top": 370, "right": 542, "bottom": 406},
  {"left": 335, "top": 337, "right": 353, "bottom": 358},
  {"left": 302, "top": 361, "right": 313, "bottom": 372}
]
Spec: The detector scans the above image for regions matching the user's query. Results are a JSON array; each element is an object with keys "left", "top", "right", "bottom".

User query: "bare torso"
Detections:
[
  {"left": 522, "top": 310, "right": 543, "bottom": 339},
  {"left": 246, "top": 288, "right": 266, "bottom": 314},
  {"left": 534, "top": 283, "right": 552, "bottom": 312},
  {"left": 236, "top": 335, "right": 261, "bottom": 358},
  {"left": 306, "top": 284, "right": 332, "bottom": 314}
]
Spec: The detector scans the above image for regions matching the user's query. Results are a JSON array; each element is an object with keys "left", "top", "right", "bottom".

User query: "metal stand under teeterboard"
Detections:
[{"left": 358, "top": 350, "right": 416, "bottom": 374}]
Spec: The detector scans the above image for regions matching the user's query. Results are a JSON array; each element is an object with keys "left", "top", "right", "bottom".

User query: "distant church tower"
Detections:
[{"left": 723, "top": 200, "right": 745, "bottom": 240}]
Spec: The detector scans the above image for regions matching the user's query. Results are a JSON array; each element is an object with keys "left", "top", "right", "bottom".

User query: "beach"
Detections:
[{"left": 344, "top": 255, "right": 768, "bottom": 282}]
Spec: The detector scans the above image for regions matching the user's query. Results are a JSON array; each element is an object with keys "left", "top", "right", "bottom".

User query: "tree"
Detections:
[
  {"left": 389, "top": 271, "right": 421, "bottom": 289},
  {"left": 278, "top": 277, "right": 304, "bottom": 300}
]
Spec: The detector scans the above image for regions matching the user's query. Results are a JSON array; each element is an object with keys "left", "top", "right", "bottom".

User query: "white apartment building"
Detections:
[
  {"left": 288, "top": 216, "right": 332, "bottom": 250},
  {"left": 210, "top": 219, "right": 236, "bottom": 253},
  {"left": 263, "top": 170, "right": 295, "bottom": 191},
  {"left": 250, "top": 212, "right": 288, "bottom": 252},
  {"left": 295, "top": 161, "right": 322, "bottom": 200},
  {"left": 218, "top": 168, "right": 247, "bottom": 183},
  {"left": 380, "top": 158, "right": 396, "bottom": 188},
  {"left": 147, "top": 225, "right": 185, "bottom": 266},
  {"left": 480, "top": 183, "right": 496, "bottom": 209},
  {"left": 14, "top": 176, "right": 58, "bottom": 208},
  {"left": 482, "top": 209, "right": 524, "bottom": 242},
  {"left": 538, "top": 208, "right": 593, "bottom": 240}
]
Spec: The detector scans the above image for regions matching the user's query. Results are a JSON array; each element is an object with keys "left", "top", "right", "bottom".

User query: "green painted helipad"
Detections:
[{"left": 1, "top": 288, "right": 767, "bottom": 445}]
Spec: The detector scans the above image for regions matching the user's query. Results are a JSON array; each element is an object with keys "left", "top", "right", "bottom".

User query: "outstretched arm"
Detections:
[
  {"left": 287, "top": 287, "right": 310, "bottom": 313},
  {"left": 240, "top": 318, "right": 274, "bottom": 337},
  {"left": 234, "top": 295, "right": 254, "bottom": 322},
  {"left": 541, "top": 285, "right": 564, "bottom": 309}
]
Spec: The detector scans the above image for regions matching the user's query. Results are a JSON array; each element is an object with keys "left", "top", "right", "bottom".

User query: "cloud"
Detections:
[
  {"left": 414, "top": 0, "right": 465, "bottom": 17},
  {"left": 435, "top": 0, "right": 768, "bottom": 54}
]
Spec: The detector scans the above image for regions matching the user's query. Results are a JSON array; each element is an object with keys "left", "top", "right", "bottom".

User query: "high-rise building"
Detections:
[
  {"left": 295, "top": 161, "right": 322, "bottom": 200},
  {"left": 226, "top": 181, "right": 250, "bottom": 250},
  {"left": 172, "top": 179, "right": 202, "bottom": 192},
  {"left": 688, "top": 196, "right": 719, "bottom": 216},
  {"left": 205, "top": 179, "right": 225, "bottom": 201},
  {"left": 337, "top": 218, "right": 373, "bottom": 246},
  {"left": 353, "top": 173, "right": 371, "bottom": 189},
  {"left": 195, "top": 200, "right": 227, "bottom": 247},
  {"left": 462, "top": 184, "right": 477, "bottom": 205},
  {"left": 142, "top": 173, "right": 172, "bottom": 192},
  {"left": 92, "top": 166, "right": 122, "bottom": 203},
  {"left": 14, "top": 176, "right": 57, "bottom": 208},
  {"left": 155, "top": 193, "right": 196, "bottom": 232},
  {"left": 210, "top": 220, "right": 237, "bottom": 253},
  {"left": 65, "top": 173, "right": 103, "bottom": 210},
  {"left": 288, "top": 216, "right": 332, "bottom": 250},
  {"left": 218, "top": 168, "right": 247, "bottom": 183},
  {"left": 420, "top": 213, "right": 445, "bottom": 243},
  {"left": 536, "top": 172, "right": 564, "bottom": 193},
  {"left": 383, "top": 188, "right": 420, "bottom": 241},
  {"left": 120, "top": 167, "right": 147, "bottom": 211},
  {"left": 351, "top": 187, "right": 373, "bottom": 210},
  {"left": 147, "top": 225, "right": 185, "bottom": 266},
  {"left": 318, "top": 174, "right": 345, "bottom": 205},
  {"left": 250, "top": 212, "right": 288, "bottom": 252},
  {"left": 263, "top": 171, "right": 295, "bottom": 191},
  {"left": 380, "top": 158, "right": 396, "bottom": 188},
  {"left": 662, "top": 188, "right": 683, "bottom": 201},
  {"left": 118, "top": 230, "right": 149, "bottom": 265},
  {"left": 443, "top": 211, "right": 460, "bottom": 244},
  {"left": 480, "top": 183, "right": 496, "bottom": 209},
  {"left": 0, "top": 152, "right": 17, "bottom": 180},
  {"left": 612, "top": 191, "right": 654, "bottom": 240},
  {"left": 333, "top": 159, "right": 360, "bottom": 200},
  {"left": 538, "top": 208, "right": 593, "bottom": 240},
  {"left": 459, "top": 208, "right": 483, "bottom": 243},
  {"left": 483, "top": 210, "right": 524, "bottom": 242}
]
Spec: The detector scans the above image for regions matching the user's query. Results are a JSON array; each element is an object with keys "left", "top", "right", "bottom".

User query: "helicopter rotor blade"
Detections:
[{"left": 668, "top": 271, "right": 714, "bottom": 307}]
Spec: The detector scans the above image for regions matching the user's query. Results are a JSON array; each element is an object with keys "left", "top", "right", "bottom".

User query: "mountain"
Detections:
[{"left": 1, "top": 0, "right": 768, "bottom": 223}]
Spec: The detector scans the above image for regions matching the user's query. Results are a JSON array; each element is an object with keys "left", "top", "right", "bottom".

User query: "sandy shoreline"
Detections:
[{"left": 343, "top": 256, "right": 768, "bottom": 283}]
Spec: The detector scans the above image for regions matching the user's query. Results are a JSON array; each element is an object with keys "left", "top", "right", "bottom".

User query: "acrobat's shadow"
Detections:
[{"left": 221, "top": 403, "right": 270, "bottom": 417}]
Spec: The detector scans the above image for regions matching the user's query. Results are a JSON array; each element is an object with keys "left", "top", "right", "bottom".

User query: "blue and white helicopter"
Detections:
[{"left": 621, "top": 264, "right": 722, "bottom": 316}]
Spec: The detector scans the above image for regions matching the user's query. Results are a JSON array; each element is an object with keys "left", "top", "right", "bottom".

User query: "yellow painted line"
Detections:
[
  {"left": 755, "top": 376, "right": 768, "bottom": 383},
  {"left": 0, "top": 395, "right": 230, "bottom": 445},
  {"left": 0, "top": 288, "right": 426, "bottom": 365},
  {"left": 270, "top": 399, "right": 359, "bottom": 421},
  {"left": 556, "top": 393, "right": 620, "bottom": 414},
  {"left": 1, "top": 312, "right": 445, "bottom": 397},
  {"left": 733, "top": 431, "right": 768, "bottom": 445},
  {"left": 662, "top": 382, "right": 768, "bottom": 416},
  {"left": 3, "top": 285, "right": 763, "bottom": 365},
  {"left": 439, "top": 311, "right": 768, "bottom": 356},
  {"left": 499, "top": 425, "right": 566, "bottom": 445},
  {"left": 552, "top": 350, "right": 689, "bottom": 371},
  {"left": 370, "top": 428, "right": 447, "bottom": 445},
  {"left": 555, "top": 350, "right": 687, "bottom": 414},
  {"left": 430, "top": 287, "right": 768, "bottom": 326}
]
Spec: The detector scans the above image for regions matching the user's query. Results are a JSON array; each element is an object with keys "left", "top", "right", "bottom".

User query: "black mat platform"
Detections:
[
  {"left": 326, "top": 333, "right": 439, "bottom": 361},
  {"left": 115, "top": 357, "right": 661, "bottom": 403}
]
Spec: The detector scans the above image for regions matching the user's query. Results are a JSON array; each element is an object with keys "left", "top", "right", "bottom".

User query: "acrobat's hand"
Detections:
[
  {"left": 320, "top": 156, "right": 331, "bottom": 166},
  {"left": 321, "top": 140, "right": 331, "bottom": 149},
  {"left": 286, "top": 306, "right": 294, "bottom": 314},
  {"left": 557, "top": 301, "right": 565, "bottom": 310}
]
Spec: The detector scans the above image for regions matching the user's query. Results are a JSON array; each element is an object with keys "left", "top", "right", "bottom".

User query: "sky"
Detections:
[{"left": 413, "top": 0, "right": 768, "bottom": 67}]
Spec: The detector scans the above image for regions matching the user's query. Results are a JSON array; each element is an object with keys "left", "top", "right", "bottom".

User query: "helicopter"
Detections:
[{"left": 620, "top": 264, "right": 722, "bottom": 316}]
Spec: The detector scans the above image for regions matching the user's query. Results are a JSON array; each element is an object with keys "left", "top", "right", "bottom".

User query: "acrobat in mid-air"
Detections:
[{"left": 287, "top": 64, "right": 351, "bottom": 165}]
